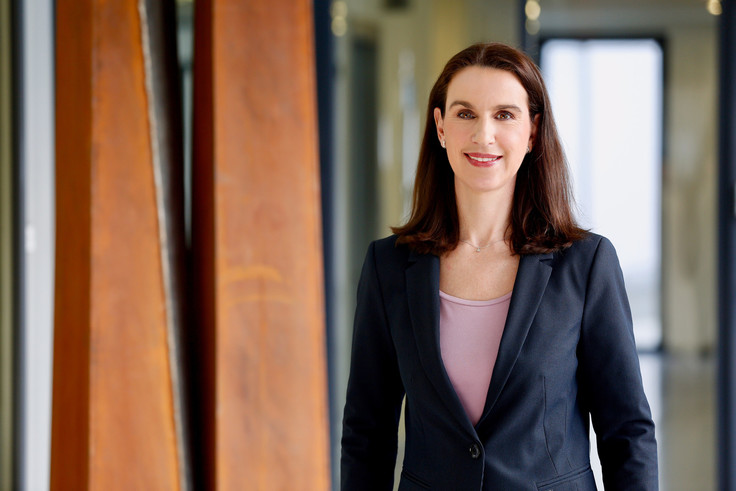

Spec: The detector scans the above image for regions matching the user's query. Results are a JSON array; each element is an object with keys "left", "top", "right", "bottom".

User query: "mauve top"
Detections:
[{"left": 438, "top": 290, "right": 512, "bottom": 426}]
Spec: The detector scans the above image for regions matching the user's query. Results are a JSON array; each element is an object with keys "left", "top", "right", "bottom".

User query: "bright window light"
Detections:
[{"left": 541, "top": 39, "right": 663, "bottom": 351}]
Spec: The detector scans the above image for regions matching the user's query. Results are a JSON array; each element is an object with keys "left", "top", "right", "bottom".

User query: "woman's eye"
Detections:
[
  {"left": 496, "top": 111, "right": 513, "bottom": 120},
  {"left": 457, "top": 110, "right": 474, "bottom": 119}
]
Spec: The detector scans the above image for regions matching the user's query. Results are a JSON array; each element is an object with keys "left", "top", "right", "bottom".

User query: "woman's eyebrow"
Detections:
[
  {"left": 447, "top": 100, "right": 523, "bottom": 112},
  {"left": 496, "top": 104, "right": 523, "bottom": 112},
  {"left": 447, "top": 100, "right": 474, "bottom": 109}
]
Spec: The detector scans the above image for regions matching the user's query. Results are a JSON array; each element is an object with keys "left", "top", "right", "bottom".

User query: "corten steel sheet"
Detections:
[
  {"left": 51, "top": 1, "right": 183, "bottom": 489},
  {"left": 192, "top": 0, "right": 330, "bottom": 489}
]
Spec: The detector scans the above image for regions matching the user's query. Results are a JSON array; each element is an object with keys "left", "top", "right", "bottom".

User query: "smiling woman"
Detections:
[
  {"left": 341, "top": 43, "right": 658, "bottom": 491},
  {"left": 434, "top": 66, "right": 537, "bottom": 200},
  {"left": 391, "top": 43, "right": 584, "bottom": 257}
]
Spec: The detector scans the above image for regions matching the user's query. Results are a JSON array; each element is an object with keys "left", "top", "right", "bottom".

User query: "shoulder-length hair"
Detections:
[{"left": 392, "top": 42, "right": 586, "bottom": 255}]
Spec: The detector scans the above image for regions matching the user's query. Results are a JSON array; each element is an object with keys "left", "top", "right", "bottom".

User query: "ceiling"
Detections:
[{"left": 538, "top": 0, "right": 717, "bottom": 33}]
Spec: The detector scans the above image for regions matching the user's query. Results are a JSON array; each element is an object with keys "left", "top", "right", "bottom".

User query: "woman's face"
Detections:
[{"left": 434, "top": 66, "right": 537, "bottom": 198}]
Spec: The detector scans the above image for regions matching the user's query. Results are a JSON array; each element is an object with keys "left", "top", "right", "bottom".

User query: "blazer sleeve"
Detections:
[
  {"left": 340, "top": 241, "right": 405, "bottom": 490},
  {"left": 577, "top": 237, "right": 659, "bottom": 490}
]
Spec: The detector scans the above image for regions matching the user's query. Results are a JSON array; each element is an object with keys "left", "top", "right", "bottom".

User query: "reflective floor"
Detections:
[{"left": 652, "top": 353, "right": 716, "bottom": 491}]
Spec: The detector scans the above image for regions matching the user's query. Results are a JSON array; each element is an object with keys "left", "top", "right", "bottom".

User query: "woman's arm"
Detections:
[
  {"left": 577, "top": 237, "right": 659, "bottom": 490},
  {"left": 341, "top": 241, "right": 405, "bottom": 490}
]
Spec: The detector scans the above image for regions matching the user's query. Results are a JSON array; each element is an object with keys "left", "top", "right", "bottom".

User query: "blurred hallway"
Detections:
[
  {"left": 649, "top": 353, "right": 716, "bottom": 491},
  {"left": 3, "top": 0, "right": 734, "bottom": 489}
]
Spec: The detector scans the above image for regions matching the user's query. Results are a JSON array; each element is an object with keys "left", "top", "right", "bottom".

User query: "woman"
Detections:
[{"left": 341, "top": 43, "right": 658, "bottom": 490}]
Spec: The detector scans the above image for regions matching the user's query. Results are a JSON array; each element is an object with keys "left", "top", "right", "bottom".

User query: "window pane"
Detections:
[{"left": 541, "top": 39, "right": 663, "bottom": 350}]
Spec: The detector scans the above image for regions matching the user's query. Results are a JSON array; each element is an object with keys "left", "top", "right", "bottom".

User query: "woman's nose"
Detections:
[{"left": 471, "top": 118, "right": 495, "bottom": 145}]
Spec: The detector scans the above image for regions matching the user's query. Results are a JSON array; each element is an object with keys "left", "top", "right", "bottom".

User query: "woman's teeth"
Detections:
[{"left": 469, "top": 155, "right": 500, "bottom": 162}]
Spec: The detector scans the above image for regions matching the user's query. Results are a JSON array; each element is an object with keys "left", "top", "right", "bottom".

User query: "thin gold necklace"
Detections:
[{"left": 459, "top": 237, "right": 507, "bottom": 252}]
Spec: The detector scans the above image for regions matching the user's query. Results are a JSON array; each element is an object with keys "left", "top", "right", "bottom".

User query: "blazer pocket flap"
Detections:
[
  {"left": 400, "top": 468, "right": 431, "bottom": 489},
  {"left": 536, "top": 464, "right": 595, "bottom": 490}
]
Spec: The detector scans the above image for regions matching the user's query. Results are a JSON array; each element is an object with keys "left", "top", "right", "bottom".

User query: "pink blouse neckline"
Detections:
[
  {"left": 439, "top": 290, "right": 512, "bottom": 307},
  {"left": 438, "top": 289, "right": 512, "bottom": 426}
]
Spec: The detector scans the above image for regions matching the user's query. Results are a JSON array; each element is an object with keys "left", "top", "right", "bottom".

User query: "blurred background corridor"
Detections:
[{"left": 1, "top": 0, "right": 734, "bottom": 489}]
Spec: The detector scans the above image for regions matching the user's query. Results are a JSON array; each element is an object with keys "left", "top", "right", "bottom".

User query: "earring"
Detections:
[
  {"left": 441, "top": 140, "right": 446, "bottom": 148},
  {"left": 526, "top": 146, "right": 531, "bottom": 153}
]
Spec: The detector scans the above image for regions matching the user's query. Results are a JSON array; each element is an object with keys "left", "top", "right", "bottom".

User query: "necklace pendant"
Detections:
[{"left": 475, "top": 247, "right": 481, "bottom": 252}]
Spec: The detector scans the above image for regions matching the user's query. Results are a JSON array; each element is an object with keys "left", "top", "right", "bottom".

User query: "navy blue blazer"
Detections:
[{"left": 341, "top": 233, "right": 658, "bottom": 490}]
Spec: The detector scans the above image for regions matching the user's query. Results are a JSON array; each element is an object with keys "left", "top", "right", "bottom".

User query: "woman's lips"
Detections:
[{"left": 465, "top": 152, "right": 501, "bottom": 167}]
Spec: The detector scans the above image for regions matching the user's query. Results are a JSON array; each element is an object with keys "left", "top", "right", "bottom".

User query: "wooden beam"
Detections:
[
  {"left": 192, "top": 0, "right": 330, "bottom": 488},
  {"left": 51, "top": 1, "right": 185, "bottom": 489}
]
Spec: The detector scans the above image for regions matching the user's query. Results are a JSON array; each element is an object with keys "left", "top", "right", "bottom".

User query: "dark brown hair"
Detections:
[{"left": 392, "top": 42, "right": 586, "bottom": 255}]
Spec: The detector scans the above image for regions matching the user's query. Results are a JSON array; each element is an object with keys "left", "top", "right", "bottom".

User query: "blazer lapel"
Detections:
[
  {"left": 405, "top": 250, "right": 473, "bottom": 431},
  {"left": 476, "top": 252, "right": 554, "bottom": 429}
]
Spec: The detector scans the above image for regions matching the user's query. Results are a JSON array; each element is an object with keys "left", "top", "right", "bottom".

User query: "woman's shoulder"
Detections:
[
  {"left": 371, "top": 234, "right": 401, "bottom": 249},
  {"left": 566, "top": 232, "right": 610, "bottom": 252},
  {"left": 367, "top": 234, "right": 412, "bottom": 262},
  {"left": 365, "top": 234, "right": 407, "bottom": 251},
  {"left": 358, "top": 235, "right": 413, "bottom": 286},
  {"left": 554, "top": 232, "right": 621, "bottom": 269},
  {"left": 581, "top": 232, "right": 619, "bottom": 254}
]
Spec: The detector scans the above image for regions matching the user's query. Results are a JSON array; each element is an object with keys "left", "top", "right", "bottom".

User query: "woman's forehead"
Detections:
[{"left": 446, "top": 66, "right": 528, "bottom": 107}]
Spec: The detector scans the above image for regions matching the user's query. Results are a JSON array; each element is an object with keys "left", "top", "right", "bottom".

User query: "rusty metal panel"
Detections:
[
  {"left": 52, "top": 1, "right": 185, "bottom": 489},
  {"left": 192, "top": 0, "right": 330, "bottom": 489},
  {"left": 51, "top": 0, "right": 93, "bottom": 487}
]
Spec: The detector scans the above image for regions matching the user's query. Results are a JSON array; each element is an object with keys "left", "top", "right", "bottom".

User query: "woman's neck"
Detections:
[{"left": 455, "top": 185, "right": 514, "bottom": 246}]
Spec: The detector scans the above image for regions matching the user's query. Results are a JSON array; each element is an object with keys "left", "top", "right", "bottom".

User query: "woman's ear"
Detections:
[
  {"left": 528, "top": 113, "right": 539, "bottom": 151},
  {"left": 433, "top": 107, "right": 445, "bottom": 146}
]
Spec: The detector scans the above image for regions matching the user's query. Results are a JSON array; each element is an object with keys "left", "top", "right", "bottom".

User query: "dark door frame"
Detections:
[{"left": 718, "top": 1, "right": 736, "bottom": 489}]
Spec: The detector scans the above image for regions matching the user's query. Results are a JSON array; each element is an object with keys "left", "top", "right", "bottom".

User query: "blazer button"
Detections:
[{"left": 469, "top": 443, "right": 481, "bottom": 459}]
